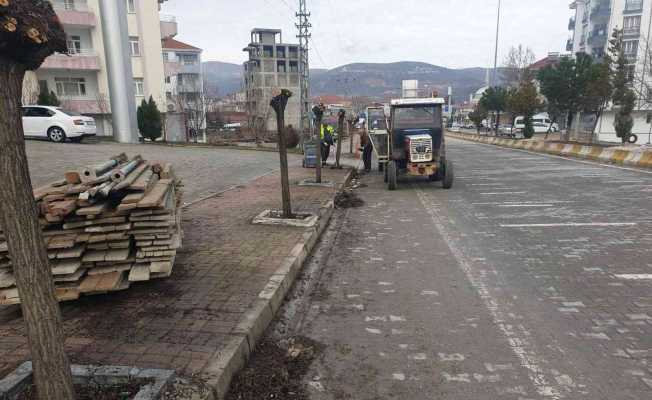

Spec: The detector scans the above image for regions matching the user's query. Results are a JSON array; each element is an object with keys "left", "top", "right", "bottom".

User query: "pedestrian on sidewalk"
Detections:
[
  {"left": 360, "top": 129, "right": 373, "bottom": 172},
  {"left": 321, "top": 124, "right": 335, "bottom": 165}
]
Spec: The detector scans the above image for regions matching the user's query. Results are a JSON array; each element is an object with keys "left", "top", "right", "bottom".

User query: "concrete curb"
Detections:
[
  {"left": 448, "top": 132, "right": 652, "bottom": 169},
  {"left": 203, "top": 168, "right": 356, "bottom": 400}
]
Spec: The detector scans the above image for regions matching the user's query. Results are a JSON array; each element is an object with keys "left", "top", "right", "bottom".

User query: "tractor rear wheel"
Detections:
[{"left": 387, "top": 161, "right": 397, "bottom": 191}]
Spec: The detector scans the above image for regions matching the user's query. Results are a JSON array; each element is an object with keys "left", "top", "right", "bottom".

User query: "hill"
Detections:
[{"left": 203, "top": 61, "right": 497, "bottom": 102}]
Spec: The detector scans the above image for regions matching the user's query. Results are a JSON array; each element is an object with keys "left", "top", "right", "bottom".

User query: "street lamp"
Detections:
[{"left": 492, "top": 0, "right": 502, "bottom": 87}]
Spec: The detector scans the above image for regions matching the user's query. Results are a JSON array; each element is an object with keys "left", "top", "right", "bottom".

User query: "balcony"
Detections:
[
  {"left": 623, "top": 26, "right": 641, "bottom": 36},
  {"left": 50, "top": 0, "right": 96, "bottom": 27},
  {"left": 41, "top": 50, "right": 101, "bottom": 71},
  {"left": 590, "top": 6, "right": 610, "bottom": 21},
  {"left": 177, "top": 82, "right": 202, "bottom": 93},
  {"left": 160, "top": 14, "right": 178, "bottom": 39},
  {"left": 180, "top": 63, "right": 201, "bottom": 74},
  {"left": 61, "top": 99, "right": 111, "bottom": 115}
]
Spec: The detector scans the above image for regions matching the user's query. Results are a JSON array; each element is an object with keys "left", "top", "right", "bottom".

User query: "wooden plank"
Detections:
[
  {"left": 76, "top": 202, "right": 109, "bottom": 216},
  {"left": 128, "top": 264, "right": 150, "bottom": 282},
  {"left": 0, "top": 287, "right": 19, "bottom": 303},
  {"left": 95, "top": 271, "right": 123, "bottom": 292},
  {"left": 160, "top": 163, "right": 175, "bottom": 180},
  {"left": 55, "top": 287, "right": 80, "bottom": 302},
  {"left": 56, "top": 244, "right": 85, "bottom": 259},
  {"left": 82, "top": 250, "right": 106, "bottom": 263},
  {"left": 48, "top": 199, "right": 78, "bottom": 217},
  {"left": 121, "top": 192, "right": 145, "bottom": 204},
  {"left": 116, "top": 202, "right": 138, "bottom": 212},
  {"left": 0, "top": 270, "right": 15, "bottom": 289},
  {"left": 63, "top": 216, "right": 126, "bottom": 230},
  {"left": 130, "top": 168, "right": 155, "bottom": 191},
  {"left": 105, "top": 248, "right": 130, "bottom": 262},
  {"left": 51, "top": 259, "right": 82, "bottom": 275},
  {"left": 137, "top": 179, "right": 171, "bottom": 208},
  {"left": 47, "top": 235, "right": 77, "bottom": 250},
  {"left": 53, "top": 269, "right": 86, "bottom": 283},
  {"left": 88, "top": 264, "right": 132, "bottom": 276},
  {"left": 78, "top": 274, "right": 103, "bottom": 293},
  {"left": 149, "top": 258, "right": 174, "bottom": 275}
]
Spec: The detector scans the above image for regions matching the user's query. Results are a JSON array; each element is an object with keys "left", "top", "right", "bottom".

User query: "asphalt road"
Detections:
[
  {"left": 286, "top": 138, "right": 652, "bottom": 399},
  {"left": 24, "top": 140, "right": 301, "bottom": 203}
]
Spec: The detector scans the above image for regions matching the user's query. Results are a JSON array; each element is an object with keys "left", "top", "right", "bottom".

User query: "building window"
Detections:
[
  {"left": 127, "top": 0, "right": 136, "bottom": 13},
  {"left": 263, "top": 45, "right": 274, "bottom": 58},
  {"left": 289, "top": 46, "right": 298, "bottom": 59},
  {"left": 276, "top": 46, "right": 286, "bottom": 58},
  {"left": 289, "top": 61, "right": 298, "bottom": 73},
  {"left": 63, "top": 0, "right": 76, "bottom": 10},
  {"left": 624, "top": 16, "right": 642, "bottom": 35},
  {"left": 179, "top": 54, "right": 198, "bottom": 65},
  {"left": 162, "top": 51, "right": 169, "bottom": 61},
  {"left": 67, "top": 35, "right": 81, "bottom": 54},
  {"left": 129, "top": 36, "right": 140, "bottom": 56},
  {"left": 55, "top": 77, "right": 87, "bottom": 97},
  {"left": 277, "top": 60, "right": 287, "bottom": 73},
  {"left": 165, "top": 76, "right": 171, "bottom": 84},
  {"left": 625, "top": 0, "right": 643, "bottom": 12},
  {"left": 134, "top": 78, "right": 144, "bottom": 96}
]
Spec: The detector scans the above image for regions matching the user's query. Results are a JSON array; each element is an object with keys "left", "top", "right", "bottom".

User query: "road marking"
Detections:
[
  {"left": 392, "top": 373, "right": 406, "bottom": 381},
  {"left": 615, "top": 274, "right": 652, "bottom": 280},
  {"left": 481, "top": 192, "right": 528, "bottom": 195},
  {"left": 451, "top": 138, "right": 652, "bottom": 175},
  {"left": 416, "top": 187, "right": 565, "bottom": 399},
  {"left": 497, "top": 204, "right": 554, "bottom": 208},
  {"left": 365, "top": 328, "right": 382, "bottom": 335},
  {"left": 500, "top": 222, "right": 637, "bottom": 228}
]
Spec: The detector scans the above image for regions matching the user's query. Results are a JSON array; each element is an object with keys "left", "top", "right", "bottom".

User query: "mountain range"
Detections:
[{"left": 203, "top": 61, "right": 497, "bottom": 102}]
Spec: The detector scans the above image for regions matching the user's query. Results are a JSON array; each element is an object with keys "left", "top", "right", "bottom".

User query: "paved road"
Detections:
[
  {"left": 286, "top": 138, "right": 652, "bottom": 399},
  {"left": 24, "top": 140, "right": 301, "bottom": 203}
]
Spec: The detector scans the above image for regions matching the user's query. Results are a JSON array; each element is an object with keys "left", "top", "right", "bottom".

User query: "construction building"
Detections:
[
  {"left": 24, "top": 0, "right": 169, "bottom": 142},
  {"left": 243, "top": 28, "right": 302, "bottom": 132},
  {"left": 568, "top": 0, "right": 652, "bottom": 141}
]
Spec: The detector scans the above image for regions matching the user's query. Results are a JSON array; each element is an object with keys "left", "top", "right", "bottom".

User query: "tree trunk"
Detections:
[
  {"left": 495, "top": 111, "right": 501, "bottom": 135},
  {"left": 565, "top": 112, "right": 574, "bottom": 142},
  {"left": 0, "top": 62, "right": 75, "bottom": 400},
  {"left": 275, "top": 111, "right": 292, "bottom": 218},
  {"left": 335, "top": 112, "right": 345, "bottom": 168},
  {"left": 348, "top": 121, "right": 354, "bottom": 154}
]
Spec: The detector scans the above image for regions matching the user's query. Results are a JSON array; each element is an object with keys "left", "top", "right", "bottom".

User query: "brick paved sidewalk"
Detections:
[{"left": 0, "top": 165, "right": 350, "bottom": 379}]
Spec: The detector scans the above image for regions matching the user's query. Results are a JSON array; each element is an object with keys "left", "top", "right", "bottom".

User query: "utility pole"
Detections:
[
  {"left": 492, "top": 0, "right": 501, "bottom": 87},
  {"left": 296, "top": 0, "right": 312, "bottom": 139}
]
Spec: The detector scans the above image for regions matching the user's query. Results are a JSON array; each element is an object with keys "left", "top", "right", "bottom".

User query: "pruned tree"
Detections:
[
  {"left": 334, "top": 109, "right": 345, "bottom": 168},
  {"left": 0, "top": 1, "right": 75, "bottom": 399},
  {"left": 609, "top": 28, "right": 637, "bottom": 144},
  {"left": 270, "top": 89, "right": 293, "bottom": 218},
  {"left": 507, "top": 76, "right": 544, "bottom": 139},
  {"left": 502, "top": 45, "right": 536, "bottom": 88},
  {"left": 468, "top": 105, "right": 487, "bottom": 134},
  {"left": 579, "top": 54, "right": 612, "bottom": 142},
  {"left": 479, "top": 86, "right": 508, "bottom": 135}
]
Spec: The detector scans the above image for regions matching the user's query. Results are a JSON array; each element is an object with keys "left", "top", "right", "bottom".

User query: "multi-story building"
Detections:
[
  {"left": 161, "top": 32, "right": 205, "bottom": 142},
  {"left": 25, "top": 0, "right": 168, "bottom": 141},
  {"left": 243, "top": 28, "right": 302, "bottom": 132},
  {"left": 568, "top": 0, "right": 652, "bottom": 140}
]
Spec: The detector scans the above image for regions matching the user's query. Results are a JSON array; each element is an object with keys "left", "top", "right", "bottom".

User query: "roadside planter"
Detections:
[{"left": 0, "top": 363, "right": 175, "bottom": 400}]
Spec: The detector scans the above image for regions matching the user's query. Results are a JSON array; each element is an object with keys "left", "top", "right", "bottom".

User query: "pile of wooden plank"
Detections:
[{"left": 0, "top": 154, "right": 183, "bottom": 305}]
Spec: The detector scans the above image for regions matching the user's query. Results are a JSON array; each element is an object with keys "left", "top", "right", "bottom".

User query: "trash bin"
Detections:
[{"left": 302, "top": 140, "right": 318, "bottom": 168}]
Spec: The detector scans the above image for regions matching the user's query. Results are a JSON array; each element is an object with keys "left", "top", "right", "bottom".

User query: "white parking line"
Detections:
[
  {"left": 500, "top": 222, "right": 638, "bottom": 228},
  {"left": 481, "top": 192, "right": 528, "bottom": 195},
  {"left": 497, "top": 204, "right": 554, "bottom": 208},
  {"left": 615, "top": 274, "right": 652, "bottom": 280}
]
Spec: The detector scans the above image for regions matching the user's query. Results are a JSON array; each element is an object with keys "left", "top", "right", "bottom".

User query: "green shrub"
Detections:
[{"left": 137, "top": 96, "right": 162, "bottom": 141}]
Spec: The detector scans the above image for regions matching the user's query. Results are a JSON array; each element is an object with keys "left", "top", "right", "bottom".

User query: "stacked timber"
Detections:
[{"left": 0, "top": 154, "right": 183, "bottom": 305}]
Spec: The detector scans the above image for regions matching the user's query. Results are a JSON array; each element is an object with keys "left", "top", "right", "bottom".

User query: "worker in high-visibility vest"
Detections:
[{"left": 321, "top": 124, "right": 335, "bottom": 165}]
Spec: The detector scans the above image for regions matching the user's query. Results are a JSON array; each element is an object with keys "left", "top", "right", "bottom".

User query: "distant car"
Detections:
[
  {"left": 450, "top": 123, "right": 462, "bottom": 132},
  {"left": 22, "top": 106, "right": 96, "bottom": 143},
  {"left": 514, "top": 116, "right": 559, "bottom": 133}
]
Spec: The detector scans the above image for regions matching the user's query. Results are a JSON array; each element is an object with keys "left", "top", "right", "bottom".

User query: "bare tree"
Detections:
[
  {"left": 629, "top": 34, "right": 652, "bottom": 110},
  {"left": 270, "top": 90, "right": 293, "bottom": 218},
  {"left": 502, "top": 45, "right": 536, "bottom": 88},
  {"left": 0, "top": 1, "right": 75, "bottom": 399}
]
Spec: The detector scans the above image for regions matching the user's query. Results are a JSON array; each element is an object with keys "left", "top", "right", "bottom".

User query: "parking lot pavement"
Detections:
[
  {"left": 284, "top": 138, "right": 652, "bottom": 399},
  {"left": 24, "top": 140, "right": 302, "bottom": 203}
]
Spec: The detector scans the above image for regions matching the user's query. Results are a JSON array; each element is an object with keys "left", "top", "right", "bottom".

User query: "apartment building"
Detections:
[
  {"left": 568, "top": 0, "right": 652, "bottom": 140},
  {"left": 161, "top": 30, "right": 206, "bottom": 142},
  {"left": 243, "top": 29, "right": 302, "bottom": 132},
  {"left": 26, "top": 0, "right": 168, "bottom": 140}
]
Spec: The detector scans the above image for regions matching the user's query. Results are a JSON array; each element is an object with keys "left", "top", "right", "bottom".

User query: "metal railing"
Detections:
[
  {"left": 50, "top": 0, "right": 89, "bottom": 12},
  {"left": 624, "top": 26, "right": 641, "bottom": 36},
  {"left": 62, "top": 48, "right": 97, "bottom": 56},
  {"left": 160, "top": 14, "right": 177, "bottom": 23}
]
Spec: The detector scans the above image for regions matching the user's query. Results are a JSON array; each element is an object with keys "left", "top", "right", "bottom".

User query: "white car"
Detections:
[
  {"left": 22, "top": 106, "right": 96, "bottom": 143},
  {"left": 514, "top": 116, "right": 559, "bottom": 133}
]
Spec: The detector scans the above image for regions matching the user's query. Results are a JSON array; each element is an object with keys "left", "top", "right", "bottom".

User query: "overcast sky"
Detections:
[{"left": 161, "top": 0, "right": 573, "bottom": 70}]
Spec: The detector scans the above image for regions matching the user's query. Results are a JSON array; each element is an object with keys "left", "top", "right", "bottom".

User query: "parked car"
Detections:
[
  {"left": 450, "top": 123, "right": 461, "bottom": 132},
  {"left": 22, "top": 106, "right": 96, "bottom": 143},
  {"left": 514, "top": 116, "right": 559, "bottom": 133}
]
